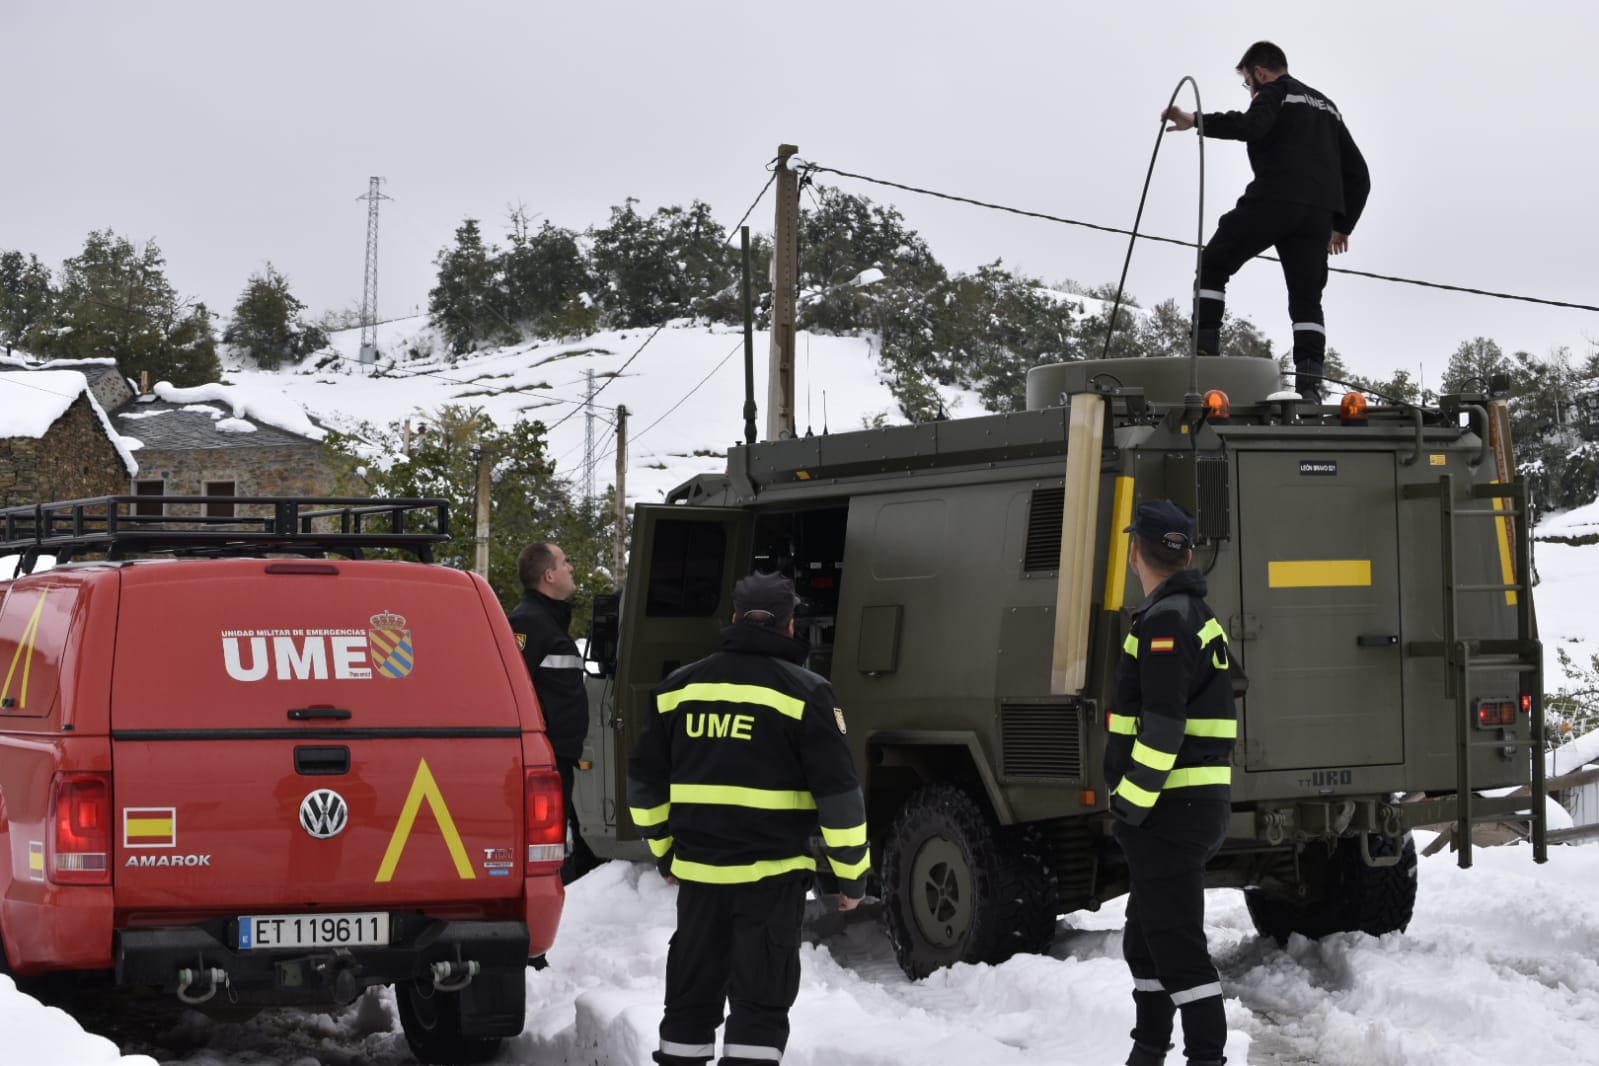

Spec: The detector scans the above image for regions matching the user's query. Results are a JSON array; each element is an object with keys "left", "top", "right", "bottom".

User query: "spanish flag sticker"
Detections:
[
  {"left": 1149, "top": 637, "right": 1177, "bottom": 654},
  {"left": 124, "top": 807, "right": 177, "bottom": 848}
]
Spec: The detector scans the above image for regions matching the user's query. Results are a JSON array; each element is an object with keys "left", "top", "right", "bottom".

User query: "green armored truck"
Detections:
[{"left": 574, "top": 355, "right": 1545, "bottom": 978}]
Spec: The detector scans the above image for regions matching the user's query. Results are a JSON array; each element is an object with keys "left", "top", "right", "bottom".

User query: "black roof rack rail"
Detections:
[{"left": 0, "top": 496, "right": 451, "bottom": 573}]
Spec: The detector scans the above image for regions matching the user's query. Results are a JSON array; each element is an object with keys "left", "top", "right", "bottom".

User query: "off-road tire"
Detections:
[
  {"left": 1245, "top": 830, "right": 1418, "bottom": 946},
  {"left": 395, "top": 979, "right": 505, "bottom": 1066},
  {"left": 880, "top": 783, "right": 1056, "bottom": 979}
]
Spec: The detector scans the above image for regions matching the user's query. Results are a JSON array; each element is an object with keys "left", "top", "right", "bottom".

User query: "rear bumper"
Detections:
[{"left": 116, "top": 915, "right": 530, "bottom": 1006}]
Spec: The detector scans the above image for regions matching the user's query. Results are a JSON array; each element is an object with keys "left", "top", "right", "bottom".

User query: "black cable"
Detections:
[
  {"left": 591, "top": 339, "right": 745, "bottom": 466},
  {"left": 723, "top": 170, "right": 778, "bottom": 248},
  {"left": 1101, "top": 75, "right": 1205, "bottom": 362},
  {"left": 801, "top": 163, "right": 1599, "bottom": 314}
]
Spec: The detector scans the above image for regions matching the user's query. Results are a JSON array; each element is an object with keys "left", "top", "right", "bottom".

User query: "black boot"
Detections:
[{"left": 1126, "top": 1037, "right": 1173, "bottom": 1066}]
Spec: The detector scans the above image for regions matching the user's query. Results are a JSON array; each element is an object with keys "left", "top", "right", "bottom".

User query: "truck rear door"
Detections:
[
  {"left": 109, "top": 561, "right": 529, "bottom": 913},
  {"left": 1235, "top": 451, "right": 1404, "bottom": 772},
  {"left": 608, "top": 505, "right": 750, "bottom": 837}
]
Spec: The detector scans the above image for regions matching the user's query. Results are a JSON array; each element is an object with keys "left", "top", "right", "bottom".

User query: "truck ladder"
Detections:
[{"left": 1402, "top": 474, "right": 1546, "bottom": 868}]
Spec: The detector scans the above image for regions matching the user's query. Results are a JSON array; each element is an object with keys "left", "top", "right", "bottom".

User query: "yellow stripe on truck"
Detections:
[
  {"left": 1267, "top": 560, "right": 1372, "bottom": 589},
  {"left": 1103, "top": 476, "right": 1136, "bottom": 611}
]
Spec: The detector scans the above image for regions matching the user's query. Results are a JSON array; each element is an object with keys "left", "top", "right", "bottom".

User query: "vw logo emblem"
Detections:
[{"left": 300, "top": 789, "right": 349, "bottom": 839}]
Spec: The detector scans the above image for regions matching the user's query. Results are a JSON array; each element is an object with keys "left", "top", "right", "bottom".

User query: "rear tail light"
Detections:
[
  {"left": 524, "top": 768, "right": 565, "bottom": 876},
  {"left": 1475, "top": 699, "right": 1516, "bottom": 729},
  {"left": 49, "top": 772, "right": 111, "bottom": 885}
]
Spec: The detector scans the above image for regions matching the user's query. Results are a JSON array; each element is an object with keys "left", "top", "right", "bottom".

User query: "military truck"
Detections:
[{"left": 574, "top": 355, "right": 1546, "bottom": 978}]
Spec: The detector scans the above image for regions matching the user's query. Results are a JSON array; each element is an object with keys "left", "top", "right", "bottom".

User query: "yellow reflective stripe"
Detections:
[
  {"left": 1267, "top": 560, "right": 1372, "bottom": 588},
  {"left": 1131, "top": 740, "right": 1177, "bottom": 772},
  {"left": 671, "top": 854, "right": 816, "bottom": 884},
  {"left": 1107, "top": 714, "right": 1139, "bottom": 735},
  {"left": 647, "top": 835, "right": 674, "bottom": 857},
  {"left": 1123, "top": 632, "right": 1139, "bottom": 658},
  {"left": 670, "top": 783, "right": 817, "bottom": 811},
  {"left": 1167, "top": 766, "right": 1231, "bottom": 788},
  {"left": 828, "top": 852, "right": 871, "bottom": 879},
  {"left": 1196, "top": 617, "right": 1227, "bottom": 646},
  {"left": 1103, "top": 476, "right": 1136, "bottom": 611},
  {"left": 657, "top": 683, "right": 806, "bottom": 719},
  {"left": 1185, "top": 718, "right": 1237, "bottom": 739},
  {"left": 821, "top": 823, "right": 867, "bottom": 848},
  {"left": 630, "top": 803, "right": 670, "bottom": 827},
  {"left": 1114, "top": 777, "right": 1159, "bottom": 809}
]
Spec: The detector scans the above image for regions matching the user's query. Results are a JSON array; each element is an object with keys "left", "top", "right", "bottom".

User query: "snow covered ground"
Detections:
[
  {"left": 10, "top": 826, "right": 1598, "bottom": 1066},
  {"left": 7, "top": 322, "right": 1599, "bottom": 1064}
]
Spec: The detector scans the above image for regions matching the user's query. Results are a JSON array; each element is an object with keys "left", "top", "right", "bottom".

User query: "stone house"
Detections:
[
  {"left": 113, "top": 386, "right": 333, "bottom": 517},
  {"left": 0, "top": 369, "right": 136, "bottom": 509}
]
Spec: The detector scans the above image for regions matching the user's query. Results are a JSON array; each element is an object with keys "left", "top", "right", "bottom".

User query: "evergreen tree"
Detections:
[
  {"left": 0, "top": 250, "right": 55, "bottom": 356},
  {"left": 429, "top": 219, "right": 511, "bottom": 355},
  {"left": 37, "top": 230, "right": 220, "bottom": 386},
  {"left": 501, "top": 211, "right": 599, "bottom": 338},
  {"left": 223, "top": 263, "right": 325, "bottom": 370},
  {"left": 1442, "top": 336, "right": 1509, "bottom": 393},
  {"left": 589, "top": 198, "right": 733, "bottom": 328}
]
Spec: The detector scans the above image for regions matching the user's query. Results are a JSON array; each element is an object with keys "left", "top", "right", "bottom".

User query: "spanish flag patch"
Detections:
[{"left": 1149, "top": 637, "right": 1176, "bottom": 654}]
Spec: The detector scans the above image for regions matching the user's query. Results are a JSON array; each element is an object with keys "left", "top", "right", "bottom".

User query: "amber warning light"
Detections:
[
  {"left": 1340, "top": 392, "right": 1369, "bottom": 424},
  {"left": 1203, "top": 389, "right": 1231, "bottom": 422},
  {"left": 1475, "top": 699, "right": 1516, "bottom": 728}
]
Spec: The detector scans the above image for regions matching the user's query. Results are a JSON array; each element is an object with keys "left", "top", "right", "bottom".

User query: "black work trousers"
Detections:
[
  {"left": 655, "top": 873, "right": 808, "bottom": 1066},
  {"left": 556, "top": 756, "right": 601, "bottom": 884},
  {"left": 1195, "top": 198, "right": 1334, "bottom": 400},
  {"left": 1113, "top": 797, "right": 1231, "bottom": 1066}
]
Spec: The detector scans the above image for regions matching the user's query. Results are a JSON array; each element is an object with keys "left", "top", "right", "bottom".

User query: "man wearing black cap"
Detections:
[
  {"left": 628, "top": 571, "right": 868, "bottom": 1066},
  {"left": 1106, "top": 500, "right": 1237, "bottom": 1066}
]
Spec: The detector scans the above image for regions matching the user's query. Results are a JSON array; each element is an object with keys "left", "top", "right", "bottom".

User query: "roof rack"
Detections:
[{"left": 0, "top": 496, "right": 451, "bottom": 572}]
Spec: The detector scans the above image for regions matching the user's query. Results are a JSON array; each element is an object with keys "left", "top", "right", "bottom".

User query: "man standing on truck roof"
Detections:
[
  {"left": 628, "top": 571, "right": 869, "bottom": 1066},
  {"left": 1160, "top": 40, "right": 1370, "bottom": 405},
  {"left": 508, "top": 541, "right": 602, "bottom": 885},
  {"left": 1106, "top": 501, "right": 1238, "bottom": 1066}
]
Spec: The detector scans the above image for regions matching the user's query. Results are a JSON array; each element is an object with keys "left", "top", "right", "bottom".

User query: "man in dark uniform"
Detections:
[
  {"left": 1105, "top": 501, "right": 1238, "bottom": 1066},
  {"left": 628, "top": 572, "right": 868, "bottom": 1066},
  {"left": 507, "top": 541, "right": 601, "bottom": 884},
  {"left": 1161, "top": 41, "right": 1370, "bottom": 404}
]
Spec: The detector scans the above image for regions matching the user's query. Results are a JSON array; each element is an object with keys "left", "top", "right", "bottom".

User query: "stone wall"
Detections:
[
  {"left": 0, "top": 396, "right": 130, "bottom": 508},
  {"left": 132, "top": 442, "right": 335, "bottom": 516}
]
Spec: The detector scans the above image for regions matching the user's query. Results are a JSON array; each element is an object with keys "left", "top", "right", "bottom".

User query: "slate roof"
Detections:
[{"left": 113, "top": 398, "right": 320, "bottom": 451}]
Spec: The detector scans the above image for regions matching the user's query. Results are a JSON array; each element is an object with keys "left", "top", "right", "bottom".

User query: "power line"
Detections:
[
  {"left": 592, "top": 338, "right": 743, "bottom": 468},
  {"left": 800, "top": 161, "right": 1599, "bottom": 314},
  {"left": 723, "top": 169, "right": 778, "bottom": 247}
]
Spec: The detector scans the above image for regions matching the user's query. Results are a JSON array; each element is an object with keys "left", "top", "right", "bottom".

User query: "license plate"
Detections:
[{"left": 238, "top": 911, "right": 390, "bottom": 950}]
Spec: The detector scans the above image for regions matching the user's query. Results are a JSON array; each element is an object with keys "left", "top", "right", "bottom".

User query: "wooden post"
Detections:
[
  {"left": 474, "top": 444, "right": 492, "bottom": 580},
  {"left": 765, "top": 144, "right": 800, "bottom": 440},
  {"left": 614, "top": 405, "right": 628, "bottom": 580}
]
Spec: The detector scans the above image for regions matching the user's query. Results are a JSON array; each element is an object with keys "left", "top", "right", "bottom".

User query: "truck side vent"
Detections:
[
  {"left": 1000, "top": 701, "right": 1084, "bottom": 780},
  {"left": 1023, "top": 487, "right": 1066, "bottom": 572},
  {"left": 1197, "top": 456, "right": 1230, "bottom": 542}
]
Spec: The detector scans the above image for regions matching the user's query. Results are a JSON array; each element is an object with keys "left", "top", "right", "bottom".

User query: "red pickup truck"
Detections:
[{"left": 0, "top": 497, "right": 565, "bottom": 1065}]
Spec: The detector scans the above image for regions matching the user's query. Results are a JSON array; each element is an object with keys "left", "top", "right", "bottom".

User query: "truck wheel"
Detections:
[
  {"left": 1244, "top": 831, "right": 1418, "bottom": 946},
  {"left": 396, "top": 978, "right": 508, "bottom": 1066},
  {"left": 880, "top": 783, "right": 1056, "bottom": 979}
]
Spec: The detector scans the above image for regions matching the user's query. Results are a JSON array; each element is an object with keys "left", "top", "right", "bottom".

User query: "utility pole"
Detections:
[
  {"left": 583, "top": 368, "right": 597, "bottom": 501},
  {"left": 474, "top": 443, "right": 493, "bottom": 580},
  {"left": 357, "top": 177, "right": 392, "bottom": 366},
  {"left": 765, "top": 145, "right": 800, "bottom": 440},
  {"left": 613, "top": 406, "right": 629, "bottom": 580}
]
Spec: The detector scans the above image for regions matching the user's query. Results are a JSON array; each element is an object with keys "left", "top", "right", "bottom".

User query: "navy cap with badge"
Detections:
[
  {"left": 1124, "top": 499, "right": 1195, "bottom": 554},
  {"left": 733, "top": 571, "right": 800, "bottom": 627}
]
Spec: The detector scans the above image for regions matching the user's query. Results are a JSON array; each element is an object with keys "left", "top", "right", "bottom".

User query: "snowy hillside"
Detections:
[{"left": 220, "top": 317, "right": 930, "bottom": 507}]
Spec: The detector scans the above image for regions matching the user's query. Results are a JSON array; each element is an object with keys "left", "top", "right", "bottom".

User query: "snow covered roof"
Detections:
[
  {"left": 112, "top": 381, "right": 327, "bottom": 452},
  {"left": 0, "top": 370, "right": 138, "bottom": 475}
]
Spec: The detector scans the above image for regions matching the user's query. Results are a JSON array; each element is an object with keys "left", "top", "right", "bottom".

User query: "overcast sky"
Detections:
[{"left": 8, "top": 2, "right": 1597, "bottom": 388}]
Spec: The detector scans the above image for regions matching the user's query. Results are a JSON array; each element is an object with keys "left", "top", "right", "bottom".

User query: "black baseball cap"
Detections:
[
  {"left": 1124, "top": 500, "right": 1195, "bottom": 553},
  {"left": 734, "top": 571, "right": 799, "bottom": 626}
]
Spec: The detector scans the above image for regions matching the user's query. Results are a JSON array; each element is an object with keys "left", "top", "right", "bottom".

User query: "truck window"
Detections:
[
  {"left": 645, "top": 520, "right": 726, "bottom": 617},
  {"left": 0, "top": 583, "right": 78, "bottom": 718}
]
